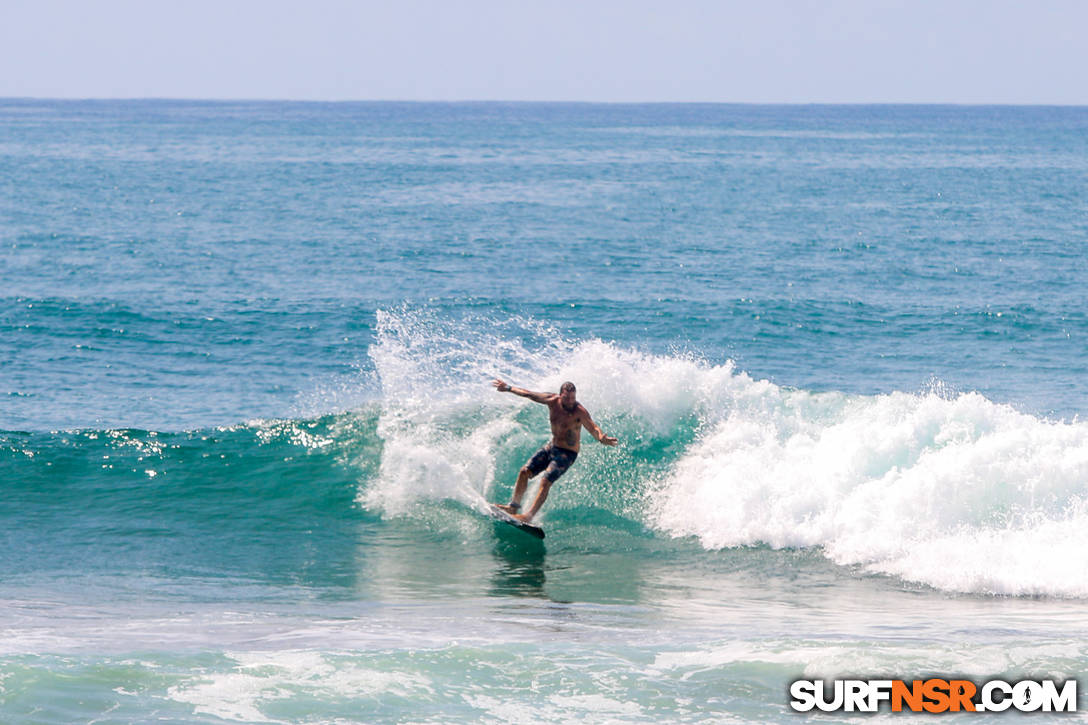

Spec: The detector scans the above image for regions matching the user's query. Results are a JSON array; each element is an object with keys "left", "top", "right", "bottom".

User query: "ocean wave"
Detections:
[
  {"left": 10, "top": 307, "right": 1088, "bottom": 598},
  {"left": 1, "top": 414, "right": 379, "bottom": 522},
  {"left": 366, "top": 308, "right": 1088, "bottom": 597}
]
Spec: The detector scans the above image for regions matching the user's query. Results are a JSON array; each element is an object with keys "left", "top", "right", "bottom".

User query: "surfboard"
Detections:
[{"left": 487, "top": 504, "right": 545, "bottom": 539}]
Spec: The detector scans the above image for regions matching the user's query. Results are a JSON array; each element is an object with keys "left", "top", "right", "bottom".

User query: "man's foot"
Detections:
[
  {"left": 513, "top": 512, "right": 533, "bottom": 523},
  {"left": 494, "top": 502, "right": 520, "bottom": 515}
]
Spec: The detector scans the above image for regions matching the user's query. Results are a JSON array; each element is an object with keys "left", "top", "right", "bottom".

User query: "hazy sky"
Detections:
[{"left": 3, "top": 0, "right": 1085, "bottom": 104}]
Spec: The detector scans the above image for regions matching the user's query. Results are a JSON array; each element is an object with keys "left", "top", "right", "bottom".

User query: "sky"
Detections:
[{"left": 2, "top": 0, "right": 1085, "bottom": 104}]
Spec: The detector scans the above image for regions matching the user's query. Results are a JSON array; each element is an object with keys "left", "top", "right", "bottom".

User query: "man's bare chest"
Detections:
[{"left": 549, "top": 407, "right": 581, "bottom": 430}]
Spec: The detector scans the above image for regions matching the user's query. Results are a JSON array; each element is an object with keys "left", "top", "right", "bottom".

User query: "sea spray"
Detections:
[{"left": 361, "top": 308, "right": 724, "bottom": 520}]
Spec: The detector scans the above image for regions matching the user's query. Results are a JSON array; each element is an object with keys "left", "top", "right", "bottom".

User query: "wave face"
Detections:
[
  {"left": 0, "top": 414, "right": 380, "bottom": 589},
  {"left": 366, "top": 309, "right": 1088, "bottom": 597}
]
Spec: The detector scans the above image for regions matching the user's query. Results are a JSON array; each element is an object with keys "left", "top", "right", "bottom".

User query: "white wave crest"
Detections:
[{"left": 648, "top": 382, "right": 1088, "bottom": 597}]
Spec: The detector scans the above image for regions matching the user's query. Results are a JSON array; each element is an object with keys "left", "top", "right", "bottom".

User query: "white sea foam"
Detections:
[
  {"left": 166, "top": 650, "right": 434, "bottom": 723},
  {"left": 366, "top": 309, "right": 1088, "bottom": 597},
  {"left": 646, "top": 375, "right": 1088, "bottom": 598}
]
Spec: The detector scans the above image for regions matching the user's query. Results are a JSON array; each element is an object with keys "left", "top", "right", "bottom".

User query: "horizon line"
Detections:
[{"left": 3, "top": 96, "right": 1088, "bottom": 109}]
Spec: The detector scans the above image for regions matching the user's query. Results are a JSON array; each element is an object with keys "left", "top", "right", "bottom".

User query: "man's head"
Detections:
[{"left": 559, "top": 381, "right": 577, "bottom": 409}]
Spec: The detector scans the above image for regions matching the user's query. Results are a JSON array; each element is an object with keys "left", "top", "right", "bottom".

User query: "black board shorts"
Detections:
[{"left": 525, "top": 443, "right": 578, "bottom": 482}]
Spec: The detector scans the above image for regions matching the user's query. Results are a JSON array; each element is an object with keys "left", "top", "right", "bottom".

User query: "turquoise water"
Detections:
[{"left": 3, "top": 100, "right": 1088, "bottom": 722}]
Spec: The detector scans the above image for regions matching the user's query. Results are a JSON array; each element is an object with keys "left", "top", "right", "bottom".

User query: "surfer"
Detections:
[{"left": 491, "top": 379, "right": 617, "bottom": 522}]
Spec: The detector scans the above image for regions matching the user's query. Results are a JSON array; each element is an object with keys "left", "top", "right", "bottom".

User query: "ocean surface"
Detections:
[{"left": 3, "top": 100, "right": 1088, "bottom": 722}]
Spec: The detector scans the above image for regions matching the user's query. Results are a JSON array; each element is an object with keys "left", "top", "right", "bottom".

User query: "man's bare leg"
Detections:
[
  {"left": 495, "top": 467, "right": 531, "bottom": 514},
  {"left": 516, "top": 478, "right": 553, "bottom": 522}
]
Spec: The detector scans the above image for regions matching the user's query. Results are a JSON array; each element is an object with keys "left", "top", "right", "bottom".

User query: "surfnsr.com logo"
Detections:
[{"left": 789, "top": 678, "right": 1078, "bottom": 713}]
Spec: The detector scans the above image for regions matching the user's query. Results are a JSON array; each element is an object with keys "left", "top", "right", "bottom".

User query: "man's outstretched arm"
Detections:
[
  {"left": 492, "top": 378, "right": 553, "bottom": 404},
  {"left": 581, "top": 408, "right": 618, "bottom": 446}
]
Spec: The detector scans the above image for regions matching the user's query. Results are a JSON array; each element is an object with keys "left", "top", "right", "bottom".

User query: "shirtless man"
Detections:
[{"left": 491, "top": 379, "right": 618, "bottom": 522}]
